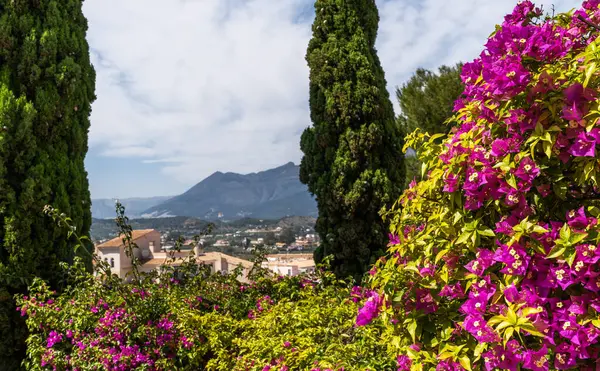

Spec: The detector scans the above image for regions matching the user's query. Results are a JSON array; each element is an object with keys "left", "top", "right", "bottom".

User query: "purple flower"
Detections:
[
  {"left": 463, "top": 314, "right": 499, "bottom": 343},
  {"left": 415, "top": 288, "right": 437, "bottom": 314},
  {"left": 567, "top": 207, "right": 594, "bottom": 230},
  {"left": 523, "top": 345, "right": 549, "bottom": 371},
  {"left": 439, "top": 283, "right": 465, "bottom": 300},
  {"left": 396, "top": 355, "right": 411, "bottom": 371},
  {"left": 569, "top": 131, "right": 596, "bottom": 157},
  {"left": 46, "top": 331, "right": 63, "bottom": 348},
  {"left": 355, "top": 292, "right": 381, "bottom": 326},
  {"left": 503, "top": 285, "right": 520, "bottom": 303},
  {"left": 465, "top": 248, "right": 495, "bottom": 276},
  {"left": 443, "top": 173, "right": 459, "bottom": 193},
  {"left": 514, "top": 157, "right": 539, "bottom": 183},
  {"left": 554, "top": 343, "right": 577, "bottom": 369}
]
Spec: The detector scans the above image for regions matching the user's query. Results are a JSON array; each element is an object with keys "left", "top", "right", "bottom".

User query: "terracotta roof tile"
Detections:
[{"left": 96, "top": 229, "right": 156, "bottom": 249}]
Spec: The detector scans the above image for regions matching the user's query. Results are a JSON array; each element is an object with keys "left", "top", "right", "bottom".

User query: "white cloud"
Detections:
[{"left": 84, "top": 0, "right": 583, "bottom": 191}]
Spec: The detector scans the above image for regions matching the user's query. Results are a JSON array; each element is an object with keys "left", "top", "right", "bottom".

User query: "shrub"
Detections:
[
  {"left": 16, "top": 205, "right": 396, "bottom": 370},
  {"left": 367, "top": 1, "right": 600, "bottom": 370}
]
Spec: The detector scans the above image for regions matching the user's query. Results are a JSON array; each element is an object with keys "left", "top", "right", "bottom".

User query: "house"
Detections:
[
  {"left": 95, "top": 229, "right": 161, "bottom": 280},
  {"left": 95, "top": 229, "right": 253, "bottom": 282},
  {"left": 213, "top": 239, "right": 230, "bottom": 247},
  {"left": 262, "top": 253, "right": 316, "bottom": 277}
]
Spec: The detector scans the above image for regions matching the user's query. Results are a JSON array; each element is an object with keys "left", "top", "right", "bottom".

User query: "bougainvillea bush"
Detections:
[
  {"left": 17, "top": 257, "right": 396, "bottom": 370},
  {"left": 364, "top": 1, "right": 600, "bottom": 370},
  {"left": 16, "top": 210, "right": 395, "bottom": 371}
]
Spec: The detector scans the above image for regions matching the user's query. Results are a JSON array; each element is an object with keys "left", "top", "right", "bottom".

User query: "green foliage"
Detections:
[
  {"left": 17, "top": 204, "right": 398, "bottom": 370},
  {"left": 396, "top": 64, "right": 464, "bottom": 186},
  {"left": 210, "top": 281, "right": 395, "bottom": 370},
  {"left": 0, "top": 0, "right": 95, "bottom": 367},
  {"left": 299, "top": 0, "right": 405, "bottom": 281},
  {"left": 278, "top": 227, "right": 296, "bottom": 245},
  {"left": 369, "top": 2, "right": 600, "bottom": 370},
  {"left": 396, "top": 63, "right": 464, "bottom": 137}
]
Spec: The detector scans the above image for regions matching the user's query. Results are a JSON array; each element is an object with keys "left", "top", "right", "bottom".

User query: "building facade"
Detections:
[{"left": 95, "top": 229, "right": 253, "bottom": 282}]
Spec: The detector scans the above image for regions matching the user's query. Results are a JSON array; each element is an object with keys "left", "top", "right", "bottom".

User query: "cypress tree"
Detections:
[
  {"left": 300, "top": 0, "right": 404, "bottom": 280},
  {"left": 0, "top": 0, "right": 95, "bottom": 367}
]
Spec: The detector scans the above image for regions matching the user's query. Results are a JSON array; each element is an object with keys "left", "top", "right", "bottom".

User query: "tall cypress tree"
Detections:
[
  {"left": 300, "top": 0, "right": 404, "bottom": 280},
  {"left": 0, "top": 0, "right": 95, "bottom": 367}
]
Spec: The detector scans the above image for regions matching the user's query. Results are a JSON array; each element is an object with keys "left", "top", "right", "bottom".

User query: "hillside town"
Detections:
[
  {"left": 94, "top": 229, "right": 316, "bottom": 281},
  {"left": 91, "top": 216, "right": 320, "bottom": 260}
]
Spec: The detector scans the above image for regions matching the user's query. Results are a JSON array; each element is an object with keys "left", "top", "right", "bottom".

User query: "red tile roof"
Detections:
[{"left": 96, "top": 229, "right": 156, "bottom": 249}]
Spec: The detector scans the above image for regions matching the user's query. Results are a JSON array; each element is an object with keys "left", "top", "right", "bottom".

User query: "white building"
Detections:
[
  {"left": 262, "top": 254, "right": 316, "bottom": 276},
  {"left": 95, "top": 229, "right": 253, "bottom": 282}
]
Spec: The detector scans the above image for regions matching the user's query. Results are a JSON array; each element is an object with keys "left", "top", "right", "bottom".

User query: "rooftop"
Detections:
[{"left": 96, "top": 229, "right": 156, "bottom": 249}]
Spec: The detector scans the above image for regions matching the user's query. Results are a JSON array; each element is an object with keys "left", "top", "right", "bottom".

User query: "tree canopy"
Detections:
[
  {"left": 0, "top": 0, "right": 95, "bottom": 367},
  {"left": 299, "top": 0, "right": 405, "bottom": 281}
]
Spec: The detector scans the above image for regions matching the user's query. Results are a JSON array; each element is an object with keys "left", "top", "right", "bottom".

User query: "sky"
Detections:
[{"left": 83, "top": 0, "right": 583, "bottom": 199}]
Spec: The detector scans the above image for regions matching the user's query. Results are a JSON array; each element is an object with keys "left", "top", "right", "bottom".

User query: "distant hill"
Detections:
[
  {"left": 91, "top": 196, "right": 172, "bottom": 219},
  {"left": 142, "top": 162, "right": 318, "bottom": 220}
]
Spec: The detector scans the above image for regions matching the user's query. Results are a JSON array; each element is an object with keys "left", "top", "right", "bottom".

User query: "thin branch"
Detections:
[{"left": 577, "top": 14, "right": 600, "bottom": 32}]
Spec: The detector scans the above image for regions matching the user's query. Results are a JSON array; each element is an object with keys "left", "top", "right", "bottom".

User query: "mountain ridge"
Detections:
[
  {"left": 91, "top": 196, "right": 173, "bottom": 219},
  {"left": 141, "top": 162, "right": 317, "bottom": 220}
]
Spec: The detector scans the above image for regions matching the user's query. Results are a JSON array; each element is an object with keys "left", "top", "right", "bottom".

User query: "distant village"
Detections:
[
  {"left": 91, "top": 216, "right": 319, "bottom": 280},
  {"left": 92, "top": 216, "right": 320, "bottom": 255},
  {"left": 94, "top": 228, "right": 317, "bottom": 281}
]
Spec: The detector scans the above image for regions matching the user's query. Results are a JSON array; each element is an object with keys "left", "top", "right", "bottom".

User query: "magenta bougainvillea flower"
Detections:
[{"left": 366, "top": 1, "right": 600, "bottom": 369}]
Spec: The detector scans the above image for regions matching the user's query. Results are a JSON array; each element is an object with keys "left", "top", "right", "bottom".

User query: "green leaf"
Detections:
[
  {"left": 566, "top": 250, "right": 577, "bottom": 267},
  {"left": 584, "top": 62, "right": 597, "bottom": 88},
  {"left": 435, "top": 249, "right": 449, "bottom": 264},
  {"left": 503, "top": 327, "right": 514, "bottom": 345},
  {"left": 553, "top": 182, "right": 568, "bottom": 200},
  {"left": 459, "top": 356, "right": 472, "bottom": 371},
  {"left": 487, "top": 316, "right": 506, "bottom": 326},
  {"left": 521, "top": 307, "right": 543, "bottom": 317},
  {"left": 543, "top": 141, "right": 552, "bottom": 159},
  {"left": 507, "top": 307, "right": 517, "bottom": 324},
  {"left": 559, "top": 224, "right": 571, "bottom": 241},
  {"left": 495, "top": 321, "right": 513, "bottom": 331},
  {"left": 588, "top": 206, "right": 600, "bottom": 217},
  {"left": 478, "top": 228, "right": 495, "bottom": 237},
  {"left": 506, "top": 174, "right": 517, "bottom": 189},
  {"left": 547, "top": 245, "right": 567, "bottom": 259},
  {"left": 456, "top": 231, "right": 471, "bottom": 245},
  {"left": 519, "top": 322, "right": 545, "bottom": 337},
  {"left": 407, "top": 319, "right": 418, "bottom": 343}
]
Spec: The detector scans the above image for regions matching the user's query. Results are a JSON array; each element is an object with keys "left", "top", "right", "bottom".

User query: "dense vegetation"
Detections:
[
  {"left": 18, "top": 207, "right": 397, "bottom": 370},
  {"left": 7, "top": 0, "right": 600, "bottom": 370},
  {"left": 0, "top": 0, "right": 95, "bottom": 367},
  {"left": 368, "top": 1, "right": 600, "bottom": 369},
  {"left": 299, "top": 0, "right": 405, "bottom": 281}
]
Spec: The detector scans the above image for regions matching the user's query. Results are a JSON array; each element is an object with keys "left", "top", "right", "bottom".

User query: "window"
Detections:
[
  {"left": 287, "top": 269, "right": 292, "bottom": 276},
  {"left": 110, "top": 258, "right": 115, "bottom": 268},
  {"left": 149, "top": 241, "right": 154, "bottom": 250}
]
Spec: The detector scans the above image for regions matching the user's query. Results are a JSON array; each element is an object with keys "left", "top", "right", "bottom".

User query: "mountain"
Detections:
[
  {"left": 142, "top": 162, "right": 318, "bottom": 220},
  {"left": 91, "top": 196, "right": 172, "bottom": 219}
]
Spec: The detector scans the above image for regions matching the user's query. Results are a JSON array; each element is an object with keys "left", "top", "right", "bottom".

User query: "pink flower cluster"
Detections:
[
  {"left": 27, "top": 298, "right": 197, "bottom": 371},
  {"left": 371, "top": 1, "right": 600, "bottom": 370}
]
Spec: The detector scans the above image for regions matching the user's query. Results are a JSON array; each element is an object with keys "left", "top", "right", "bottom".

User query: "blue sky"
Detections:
[{"left": 82, "top": 0, "right": 582, "bottom": 199}]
